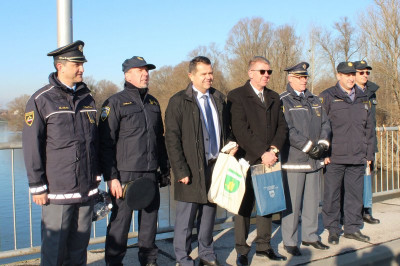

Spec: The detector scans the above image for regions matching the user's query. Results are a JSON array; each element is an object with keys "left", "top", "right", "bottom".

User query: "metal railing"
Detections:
[{"left": 1, "top": 126, "right": 399, "bottom": 260}]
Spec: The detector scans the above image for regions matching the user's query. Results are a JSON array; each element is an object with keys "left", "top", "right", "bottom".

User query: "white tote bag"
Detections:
[{"left": 208, "top": 153, "right": 249, "bottom": 214}]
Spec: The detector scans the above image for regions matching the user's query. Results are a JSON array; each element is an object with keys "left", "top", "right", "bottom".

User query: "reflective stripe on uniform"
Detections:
[
  {"left": 48, "top": 188, "right": 98, "bottom": 200},
  {"left": 30, "top": 184, "right": 48, "bottom": 194},
  {"left": 282, "top": 164, "right": 312, "bottom": 170},
  {"left": 318, "top": 139, "right": 330, "bottom": 147},
  {"left": 45, "top": 111, "right": 75, "bottom": 119},
  {"left": 302, "top": 140, "right": 313, "bottom": 153}
]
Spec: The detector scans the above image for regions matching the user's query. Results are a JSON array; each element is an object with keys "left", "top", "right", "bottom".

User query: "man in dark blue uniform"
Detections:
[
  {"left": 280, "top": 62, "right": 331, "bottom": 256},
  {"left": 353, "top": 60, "right": 380, "bottom": 225},
  {"left": 320, "top": 62, "right": 375, "bottom": 245},
  {"left": 22, "top": 40, "right": 100, "bottom": 266},
  {"left": 99, "top": 56, "right": 170, "bottom": 266}
]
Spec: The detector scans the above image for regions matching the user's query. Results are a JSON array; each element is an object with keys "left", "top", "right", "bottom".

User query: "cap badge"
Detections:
[
  {"left": 361, "top": 60, "right": 365, "bottom": 64},
  {"left": 348, "top": 62, "right": 353, "bottom": 66},
  {"left": 303, "top": 64, "right": 306, "bottom": 69},
  {"left": 78, "top": 45, "right": 83, "bottom": 52},
  {"left": 137, "top": 57, "right": 144, "bottom": 61}
]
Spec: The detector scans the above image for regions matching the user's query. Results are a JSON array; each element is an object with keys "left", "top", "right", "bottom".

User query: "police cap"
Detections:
[
  {"left": 337, "top": 61, "right": 356, "bottom": 74},
  {"left": 353, "top": 60, "right": 372, "bottom": 70},
  {"left": 284, "top": 62, "right": 309, "bottom": 76},
  {"left": 122, "top": 178, "right": 156, "bottom": 210},
  {"left": 47, "top": 40, "right": 87, "bottom": 62},
  {"left": 122, "top": 56, "right": 156, "bottom": 73}
]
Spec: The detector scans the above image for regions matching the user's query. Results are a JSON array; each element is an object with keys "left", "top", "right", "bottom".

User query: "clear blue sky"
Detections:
[{"left": 0, "top": 0, "right": 372, "bottom": 108}]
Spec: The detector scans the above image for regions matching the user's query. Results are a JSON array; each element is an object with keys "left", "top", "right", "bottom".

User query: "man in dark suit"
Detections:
[
  {"left": 227, "top": 56, "right": 288, "bottom": 265},
  {"left": 165, "top": 56, "right": 237, "bottom": 266}
]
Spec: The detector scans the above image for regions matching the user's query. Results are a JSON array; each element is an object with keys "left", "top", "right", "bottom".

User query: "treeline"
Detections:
[{"left": 3, "top": 0, "right": 399, "bottom": 131}]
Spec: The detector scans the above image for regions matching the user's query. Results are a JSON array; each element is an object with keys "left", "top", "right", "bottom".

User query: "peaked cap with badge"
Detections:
[
  {"left": 47, "top": 40, "right": 87, "bottom": 62},
  {"left": 337, "top": 61, "right": 356, "bottom": 74},
  {"left": 285, "top": 62, "right": 309, "bottom": 77},
  {"left": 353, "top": 60, "right": 372, "bottom": 70},
  {"left": 122, "top": 56, "right": 156, "bottom": 72}
]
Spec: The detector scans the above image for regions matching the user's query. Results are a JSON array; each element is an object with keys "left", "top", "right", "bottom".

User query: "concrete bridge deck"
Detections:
[{"left": 7, "top": 197, "right": 400, "bottom": 265}]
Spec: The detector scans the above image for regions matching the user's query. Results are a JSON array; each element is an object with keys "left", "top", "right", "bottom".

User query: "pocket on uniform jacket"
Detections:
[
  {"left": 331, "top": 142, "right": 348, "bottom": 156},
  {"left": 120, "top": 105, "right": 145, "bottom": 130},
  {"left": 46, "top": 145, "right": 78, "bottom": 191}
]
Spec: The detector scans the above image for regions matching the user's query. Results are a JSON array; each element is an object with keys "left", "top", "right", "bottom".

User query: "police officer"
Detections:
[
  {"left": 280, "top": 62, "right": 331, "bottom": 256},
  {"left": 353, "top": 60, "right": 380, "bottom": 225},
  {"left": 22, "top": 40, "right": 100, "bottom": 266},
  {"left": 320, "top": 62, "right": 375, "bottom": 245},
  {"left": 99, "top": 56, "right": 170, "bottom": 266}
]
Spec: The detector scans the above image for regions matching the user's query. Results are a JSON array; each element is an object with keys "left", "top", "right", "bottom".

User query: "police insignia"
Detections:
[
  {"left": 361, "top": 60, "right": 365, "bottom": 64},
  {"left": 78, "top": 45, "right": 83, "bottom": 52},
  {"left": 101, "top": 107, "right": 110, "bottom": 121},
  {"left": 348, "top": 62, "right": 353, "bottom": 66},
  {"left": 25, "top": 111, "right": 34, "bottom": 126},
  {"left": 137, "top": 57, "right": 144, "bottom": 60},
  {"left": 319, "top": 97, "right": 323, "bottom": 103},
  {"left": 303, "top": 64, "right": 307, "bottom": 69}
]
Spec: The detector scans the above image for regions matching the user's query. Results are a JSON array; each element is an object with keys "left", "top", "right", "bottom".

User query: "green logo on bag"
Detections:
[{"left": 224, "top": 169, "right": 242, "bottom": 193}]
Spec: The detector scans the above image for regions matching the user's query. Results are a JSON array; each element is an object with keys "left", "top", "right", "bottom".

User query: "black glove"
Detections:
[
  {"left": 157, "top": 170, "right": 171, "bottom": 188},
  {"left": 308, "top": 144, "right": 324, "bottom": 160}
]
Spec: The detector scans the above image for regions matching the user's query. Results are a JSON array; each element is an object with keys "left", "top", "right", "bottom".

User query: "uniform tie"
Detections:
[
  {"left": 202, "top": 95, "right": 218, "bottom": 156},
  {"left": 258, "top": 92, "right": 264, "bottom": 103}
]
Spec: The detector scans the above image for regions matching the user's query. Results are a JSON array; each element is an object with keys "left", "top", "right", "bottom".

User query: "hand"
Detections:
[
  {"left": 33, "top": 193, "right": 48, "bottom": 205},
  {"left": 107, "top": 179, "right": 123, "bottom": 199},
  {"left": 367, "top": 160, "right": 372, "bottom": 166},
  {"left": 261, "top": 151, "right": 277, "bottom": 167},
  {"left": 178, "top": 176, "right": 190, "bottom": 185},
  {"left": 229, "top": 145, "right": 239, "bottom": 156},
  {"left": 158, "top": 170, "right": 171, "bottom": 188},
  {"left": 324, "top": 157, "right": 331, "bottom": 165}
]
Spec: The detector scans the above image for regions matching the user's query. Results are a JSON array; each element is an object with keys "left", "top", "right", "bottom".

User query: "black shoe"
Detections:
[
  {"left": 343, "top": 231, "right": 370, "bottom": 242},
  {"left": 284, "top": 245, "right": 302, "bottom": 256},
  {"left": 328, "top": 233, "right": 339, "bottom": 245},
  {"left": 302, "top": 240, "right": 330, "bottom": 250},
  {"left": 256, "top": 249, "right": 287, "bottom": 261},
  {"left": 199, "top": 258, "right": 221, "bottom": 266},
  {"left": 236, "top": 254, "right": 248, "bottom": 266},
  {"left": 363, "top": 214, "right": 380, "bottom": 224}
]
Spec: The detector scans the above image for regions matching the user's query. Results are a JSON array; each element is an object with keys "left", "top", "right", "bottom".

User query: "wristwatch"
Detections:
[{"left": 270, "top": 147, "right": 279, "bottom": 154}]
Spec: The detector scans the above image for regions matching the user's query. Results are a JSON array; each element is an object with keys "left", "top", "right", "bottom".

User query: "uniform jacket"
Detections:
[
  {"left": 280, "top": 84, "right": 331, "bottom": 172},
  {"left": 319, "top": 82, "right": 375, "bottom": 164},
  {"left": 98, "top": 82, "right": 169, "bottom": 182},
  {"left": 227, "top": 80, "right": 287, "bottom": 165},
  {"left": 165, "top": 84, "right": 230, "bottom": 204},
  {"left": 22, "top": 73, "right": 99, "bottom": 204},
  {"left": 362, "top": 81, "right": 380, "bottom": 152}
]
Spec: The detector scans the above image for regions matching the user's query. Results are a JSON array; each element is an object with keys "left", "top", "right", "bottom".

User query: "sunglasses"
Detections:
[
  {"left": 357, "top": 71, "right": 370, "bottom": 75},
  {"left": 251, "top": 69, "right": 273, "bottom": 75}
]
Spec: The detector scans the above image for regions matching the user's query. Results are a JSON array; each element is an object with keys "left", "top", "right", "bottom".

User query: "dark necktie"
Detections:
[
  {"left": 202, "top": 95, "right": 218, "bottom": 156},
  {"left": 258, "top": 92, "right": 264, "bottom": 103}
]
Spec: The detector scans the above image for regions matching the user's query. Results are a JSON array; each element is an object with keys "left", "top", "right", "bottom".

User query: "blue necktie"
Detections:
[{"left": 202, "top": 95, "right": 218, "bottom": 156}]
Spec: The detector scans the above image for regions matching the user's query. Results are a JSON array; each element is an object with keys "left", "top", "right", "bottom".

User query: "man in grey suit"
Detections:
[{"left": 279, "top": 62, "right": 331, "bottom": 256}]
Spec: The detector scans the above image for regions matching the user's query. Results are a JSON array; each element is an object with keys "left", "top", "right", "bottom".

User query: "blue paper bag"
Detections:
[
  {"left": 251, "top": 162, "right": 286, "bottom": 216},
  {"left": 363, "top": 166, "right": 373, "bottom": 208}
]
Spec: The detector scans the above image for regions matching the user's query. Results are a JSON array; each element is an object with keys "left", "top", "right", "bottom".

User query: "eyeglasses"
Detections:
[
  {"left": 251, "top": 69, "right": 273, "bottom": 75},
  {"left": 357, "top": 71, "right": 370, "bottom": 75}
]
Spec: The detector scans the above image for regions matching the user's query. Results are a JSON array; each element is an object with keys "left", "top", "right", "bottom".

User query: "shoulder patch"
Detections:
[
  {"left": 319, "top": 97, "right": 323, "bottom": 103},
  {"left": 149, "top": 99, "right": 159, "bottom": 106},
  {"left": 25, "top": 111, "right": 34, "bottom": 126},
  {"left": 101, "top": 106, "right": 110, "bottom": 121}
]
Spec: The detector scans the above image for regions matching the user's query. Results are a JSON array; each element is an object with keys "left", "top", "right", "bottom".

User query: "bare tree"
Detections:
[
  {"left": 359, "top": 0, "right": 400, "bottom": 123},
  {"left": 4, "top": 94, "right": 30, "bottom": 131},
  {"left": 85, "top": 76, "right": 120, "bottom": 120}
]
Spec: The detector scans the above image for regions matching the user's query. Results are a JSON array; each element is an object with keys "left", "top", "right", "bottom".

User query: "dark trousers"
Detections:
[
  {"left": 173, "top": 201, "right": 217, "bottom": 266},
  {"left": 105, "top": 172, "right": 160, "bottom": 266},
  {"left": 234, "top": 170, "right": 272, "bottom": 255},
  {"left": 322, "top": 163, "right": 364, "bottom": 234},
  {"left": 41, "top": 200, "right": 94, "bottom": 266}
]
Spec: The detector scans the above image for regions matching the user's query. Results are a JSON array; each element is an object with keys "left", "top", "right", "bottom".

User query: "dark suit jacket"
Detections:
[
  {"left": 227, "top": 80, "right": 287, "bottom": 165},
  {"left": 165, "top": 83, "right": 231, "bottom": 203}
]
